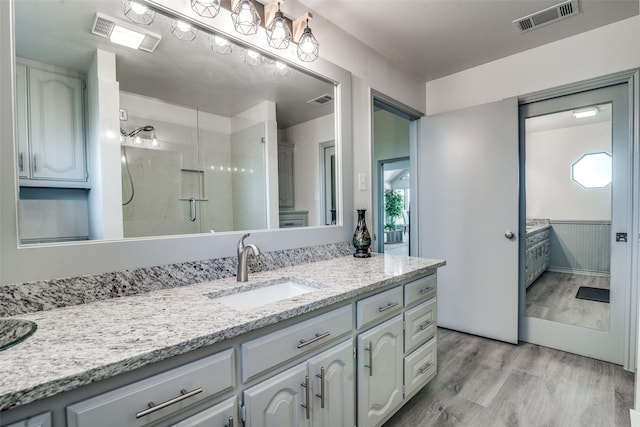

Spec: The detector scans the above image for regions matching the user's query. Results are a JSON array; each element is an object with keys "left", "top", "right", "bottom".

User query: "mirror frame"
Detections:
[{"left": 0, "top": 0, "right": 353, "bottom": 285}]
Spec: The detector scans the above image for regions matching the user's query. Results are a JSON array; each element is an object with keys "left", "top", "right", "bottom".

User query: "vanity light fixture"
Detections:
[
  {"left": 123, "top": 0, "right": 155, "bottom": 25},
  {"left": 265, "top": 1, "right": 291, "bottom": 49},
  {"left": 191, "top": 0, "right": 221, "bottom": 19},
  {"left": 293, "top": 13, "right": 319, "bottom": 62},
  {"left": 572, "top": 107, "right": 598, "bottom": 119},
  {"left": 209, "top": 34, "right": 232, "bottom": 54},
  {"left": 243, "top": 49, "right": 263, "bottom": 66},
  {"left": 273, "top": 60, "right": 290, "bottom": 76},
  {"left": 231, "top": 0, "right": 261, "bottom": 35},
  {"left": 170, "top": 19, "right": 197, "bottom": 41}
]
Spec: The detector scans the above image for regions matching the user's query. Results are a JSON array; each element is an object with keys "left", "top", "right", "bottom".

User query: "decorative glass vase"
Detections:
[{"left": 353, "top": 209, "right": 372, "bottom": 258}]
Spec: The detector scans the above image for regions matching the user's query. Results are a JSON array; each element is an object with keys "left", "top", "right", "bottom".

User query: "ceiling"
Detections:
[
  {"left": 296, "top": 0, "right": 639, "bottom": 81},
  {"left": 14, "top": 0, "right": 334, "bottom": 128}
]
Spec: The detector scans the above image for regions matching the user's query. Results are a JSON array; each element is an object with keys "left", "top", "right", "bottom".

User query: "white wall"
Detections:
[
  {"left": 425, "top": 16, "right": 640, "bottom": 115},
  {"left": 526, "top": 121, "right": 612, "bottom": 220},
  {"left": 282, "top": 113, "right": 335, "bottom": 227},
  {"left": 87, "top": 50, "right": 123, "bottom": 240}
]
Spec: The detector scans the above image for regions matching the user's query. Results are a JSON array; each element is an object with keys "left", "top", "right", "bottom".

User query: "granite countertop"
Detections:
[
  {"left": 0, "top": 254, "right": 445, "bottom": 411},
  {"left": 525, "top": 223, "right": 551, "bottom": 235}
]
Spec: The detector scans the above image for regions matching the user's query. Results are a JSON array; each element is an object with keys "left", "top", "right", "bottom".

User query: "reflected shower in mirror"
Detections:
[
  {"left": 14, "top": 0, "right": 337, "bottom": 244},
  {"left": 524, "top": 103, "right": 612, "bottom": 332}
]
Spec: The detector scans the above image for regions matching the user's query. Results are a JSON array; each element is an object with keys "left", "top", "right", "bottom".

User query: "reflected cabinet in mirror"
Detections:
[{"left": 13, "top": 0, "right": 338, "bottom": 244}]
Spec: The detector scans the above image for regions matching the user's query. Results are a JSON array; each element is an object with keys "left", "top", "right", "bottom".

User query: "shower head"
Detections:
[{"left": 122, "top": 125, "right": 155, "bottom": 137}]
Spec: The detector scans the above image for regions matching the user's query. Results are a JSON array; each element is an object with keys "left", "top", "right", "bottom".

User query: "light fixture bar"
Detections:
[
  {"left": 264, "top": 0, "right": 284, "bottom": 27},
  {"left": 292, "top": 12, "right": 313, "bottom": 43}
]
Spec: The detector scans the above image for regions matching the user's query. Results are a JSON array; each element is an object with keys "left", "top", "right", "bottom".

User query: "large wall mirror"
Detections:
[
  {"left": 0, "top": 0, "right": 352, "bottom": 285},
  {"left": 14, "top": 0, "right": 338, "bottom": 244}
]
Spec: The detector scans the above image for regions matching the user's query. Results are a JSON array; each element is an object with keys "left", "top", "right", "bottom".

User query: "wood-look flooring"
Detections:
[
  {"left": 384, "top": 328, "right": 633, "bottom": 427},
  {"left": 526, "top": 271, "right": 610, "bottom": 331}
]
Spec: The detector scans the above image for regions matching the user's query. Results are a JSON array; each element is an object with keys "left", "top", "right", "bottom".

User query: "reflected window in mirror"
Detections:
[{"left": 13, "top": 0, "right": 338, "bottom": 245}]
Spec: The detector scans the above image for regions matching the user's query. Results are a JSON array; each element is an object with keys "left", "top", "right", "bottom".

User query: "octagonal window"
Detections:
[{"left": 571, "top": 152, "right": 612, "bottom": 188}]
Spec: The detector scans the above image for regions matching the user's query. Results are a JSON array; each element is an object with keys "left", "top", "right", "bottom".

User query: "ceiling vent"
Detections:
[
  {"left": 92, "top": 13, "right": 162, "bottom": 52},
  {"left": 513, "top": 0, "right": 581, "bottom": 33},
  {"left": 307, "top": 94, "right": 334, "bottom": 106}
]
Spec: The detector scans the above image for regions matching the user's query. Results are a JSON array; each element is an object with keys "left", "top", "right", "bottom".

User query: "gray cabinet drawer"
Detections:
[
  {"left": 404, "top": 337, "right": 437, "bottom": 397},
  {"left": 4, "top": 413, "right": 51, "bottom": 427},
  {"left": 404, "top": 298, "right": 437, "bottom": 353},
  {"left": 241, "top": 305, "right": 353, "bottom": 382},
  {"left": 356, "top": 287, "right": 403, "bottom": 329},
  {"left": 67, "top": 349, "right": 235, "bottom": 427},
  {"left": 404, "top": 274, "right": 437, "bottom": 307}
]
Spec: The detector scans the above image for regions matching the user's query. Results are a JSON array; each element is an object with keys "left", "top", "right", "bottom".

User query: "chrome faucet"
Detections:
[{"left": 237, "top": 233, "right": 261, "bottom": 282}]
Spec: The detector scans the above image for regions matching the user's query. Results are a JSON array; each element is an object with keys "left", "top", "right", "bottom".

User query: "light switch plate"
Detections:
[{"left": 358, "top": 173, "right": 367, "bottom": 191}]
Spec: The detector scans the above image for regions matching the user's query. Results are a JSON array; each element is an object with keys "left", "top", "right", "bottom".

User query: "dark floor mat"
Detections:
[{"left": 576, "top": 286, "right": 609, "bottom": 303}]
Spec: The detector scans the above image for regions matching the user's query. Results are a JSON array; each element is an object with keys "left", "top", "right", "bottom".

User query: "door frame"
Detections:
[
  {"left": 518, "top": 69, "right": 640, "bottom": 370},
  {"left": 370, "top": 90, "right": 422, "bottom": 255},
  {"left": 377, "top": 156, "right": 410, "bottom": 254}
]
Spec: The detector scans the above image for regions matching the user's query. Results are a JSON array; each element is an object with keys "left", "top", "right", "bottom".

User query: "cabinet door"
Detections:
[
  {"left": 357, "top": 315, "right": 404, "bottom": 427},
  {"left": 28, "top": 68, "right": 85, "bottom": 181},
  {"left": 15, "top": 63, "right": 30, "bottom": 178},
  {"left": 307, "top": 340, "right": 354, "bottom": 427},
  {"left": 171, "top": 396, "right": 237, "bottom": 427},
  {"left": 278, "top": 142, "right": 295, "bottom": 209},
  {"left": 244, "top": 363, "right": 310, "bottom": 427}
]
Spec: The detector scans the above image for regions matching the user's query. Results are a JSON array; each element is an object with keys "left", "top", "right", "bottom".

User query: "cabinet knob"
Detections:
[{"left": 504, "top": 230, "right": 515, "bottom": 240}]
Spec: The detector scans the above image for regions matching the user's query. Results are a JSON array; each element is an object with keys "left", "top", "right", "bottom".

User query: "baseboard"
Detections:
[
  {"left": 630, "top": 408, "right": 640, "bottom": 427},
  {"left": 547, "top": 267, "right": 610, "bottom": 278}
]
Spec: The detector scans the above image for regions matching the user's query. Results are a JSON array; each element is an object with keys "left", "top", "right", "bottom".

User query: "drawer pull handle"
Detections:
[
  {"left": 135, "top": 387, "right": 203, "bottom": 418},
  {"left": 378, "top": 301, "right": 399, "bottom": 312},
  {"left": 420, "top": 320, "right": 435, "bottom": 330},
  {"left": 297, "top": 331, "right": 331, "bottom": 349},
  {"left": 419, "top": 362, "right": 434, "bottom": 375},
  {"left": 225, "top": 416, "right": 234, "bottom": 427},
  {"left": 419, "top": 286, "right": 435, "bottom": 294},
  {"left": 315, "top": 367, "right": 325, "bottom": 408},
  {"left": 364, "top": 341, "right": 373, "bottom": 376},
  {"left": 301, "top": 375, "right": 310, "bottom": 419}
]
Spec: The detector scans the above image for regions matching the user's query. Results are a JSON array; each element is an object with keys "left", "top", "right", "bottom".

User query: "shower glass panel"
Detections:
[
  {"left": 524, "top": 103, "right": 612, "bottom": 332},
  {"left": 121, "top": 101, "right": 266, "bottom": 238}
]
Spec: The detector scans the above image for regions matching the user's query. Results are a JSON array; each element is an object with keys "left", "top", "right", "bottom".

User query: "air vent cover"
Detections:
[
  {"left": 91, "top": 13, "right": 161, "bottom": 52},
  {"left": 513, "top": 0, "right": 581, "bottom": 33},
  {"left": 307, "top": 94, "right": 334, "bottom": 106}
]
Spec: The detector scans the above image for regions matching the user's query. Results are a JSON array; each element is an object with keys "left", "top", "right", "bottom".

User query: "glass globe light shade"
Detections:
[{"left": 232, "top": 0, "right": 261, "bottom": 35}]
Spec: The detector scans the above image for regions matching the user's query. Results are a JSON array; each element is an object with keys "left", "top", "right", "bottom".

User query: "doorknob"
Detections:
[{"left": 505, "top": 230, "right": 515, "bottom": 240}]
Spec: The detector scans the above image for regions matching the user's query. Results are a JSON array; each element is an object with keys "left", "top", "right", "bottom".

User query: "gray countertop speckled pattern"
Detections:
[{"left": 0, "top": 254, "right": 444, "bottom": 411}]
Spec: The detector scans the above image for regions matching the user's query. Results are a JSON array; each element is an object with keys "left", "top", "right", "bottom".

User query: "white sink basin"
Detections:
[{"left": 208, "top": 278, "right": 320, "bottom": 312}]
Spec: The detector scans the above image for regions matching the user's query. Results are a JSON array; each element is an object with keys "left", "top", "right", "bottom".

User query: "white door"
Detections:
[
  {"left": 357, "top": 315, "right": 404, "bottom": 427},
  {"left": 519, "top": 83, "right": 631, "bottom": 365},
  {"left": 307, "top": 340, "right": 354, "bottom": 427},
  {"left": 243, "top": 363, "right": 310, "bottom": 427},
  {"left": 419, "top": 98, "right": 520, "bottom": 343}
]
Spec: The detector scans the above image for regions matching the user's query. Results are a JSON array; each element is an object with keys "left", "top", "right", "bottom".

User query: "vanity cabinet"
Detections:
[
  {"left": 525, "top": 228, "right": 551, "bottom": 288},
  {"left": 66, "top": 349, "right": 235, "bottom": 427},
  {"left": 356, "top": 272, "right": 438, "bottom": 427},
  {"left": 170, "top": 396, "right": 237, "bottom": 427},
  {"left": 243, "top": 339, "right": 354, "bottom": 427},
  {"left": 4, "top": 413, "right": 51, "bottom": 427},
  {"left": 15, "top": 61, "right": 88, "bottom": 188},
  {"left": 357, "top": 316, "right": 404, "bottom": 427}
]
